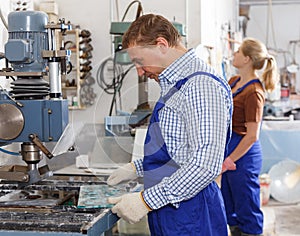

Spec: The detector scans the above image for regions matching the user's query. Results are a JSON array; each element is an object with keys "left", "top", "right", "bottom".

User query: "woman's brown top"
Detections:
[{"left": 229, "top": 75, "right": 265, "bottom": 136}]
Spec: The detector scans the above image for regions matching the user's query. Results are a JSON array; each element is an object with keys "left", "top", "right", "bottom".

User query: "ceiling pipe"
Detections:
[{"left": 240, "top": 0, "right": 300, "bottom": 5}]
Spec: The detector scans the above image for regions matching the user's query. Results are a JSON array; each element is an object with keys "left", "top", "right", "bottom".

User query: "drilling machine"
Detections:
[
  {"left": 0, "top": 11, "right": 131, "bottom": 235},
  {"left": 0, "top": 11, "right": 70, "bottom": 186}
]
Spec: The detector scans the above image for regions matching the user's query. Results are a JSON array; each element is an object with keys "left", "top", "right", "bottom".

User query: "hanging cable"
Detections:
[
  {"left": 0, "top": 7, "right": 8, "bottom": 29},
  {"left": 266, "top": 0, "right": 277, "bottom": 49},
  {"left": 0, "top": 147, "right": 19, "bottom": 156},
  {"left": 102, "top": 0, "right": 144, "bottom": 115},
  {"left": 96, "top": 57, "right": 123, "bottom": 95},
  {"left": 115, "top": 0, "right": 120, "bottom": 21},
  {"left": 108, "top": 63, "right": 135, "bottom": 116},
  {"left": 96, "top": 55, "right": 135, "bottom": 115},
  {"left": 121, "top": 0, "right": 143, "bottom": 21}
]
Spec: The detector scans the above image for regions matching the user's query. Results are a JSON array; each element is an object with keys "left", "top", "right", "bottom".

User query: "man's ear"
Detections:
[{"left": 156, "top": 37, "right": 169, "bottom": 54}]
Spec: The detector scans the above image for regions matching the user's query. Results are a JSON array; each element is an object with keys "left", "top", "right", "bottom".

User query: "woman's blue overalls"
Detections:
[
  {"left": 221, "top": 78, "right": 264, "bottom": 235},
  {"left": 143, "top": 72, "right": 231, "bottom": 236}
]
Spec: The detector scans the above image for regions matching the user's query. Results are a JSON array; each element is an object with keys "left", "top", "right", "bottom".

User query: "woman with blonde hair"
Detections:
[{"left": 221, "top": 37, "right": 278, "bottom": 236}]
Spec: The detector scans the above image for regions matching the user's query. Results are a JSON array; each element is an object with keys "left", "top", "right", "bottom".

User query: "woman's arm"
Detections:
[{"left": 228, "top": 121, "right": 261, "bottom": 162}]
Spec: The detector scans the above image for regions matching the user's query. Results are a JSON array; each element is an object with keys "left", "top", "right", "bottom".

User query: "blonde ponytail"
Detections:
[
  {"left": 241, "top": 38, "right": 279, "bottom": 92},
  {"left": 262, "top": 56, "right": 279, "bottom": 92}
]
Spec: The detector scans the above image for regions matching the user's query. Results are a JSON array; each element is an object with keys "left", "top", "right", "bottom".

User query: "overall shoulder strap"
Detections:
[
  {"left": 232, "top": 79, "right": 261, "bottom": 97},
  {"left": 163, "top": 71, "right": 229, "bottom": 102}
]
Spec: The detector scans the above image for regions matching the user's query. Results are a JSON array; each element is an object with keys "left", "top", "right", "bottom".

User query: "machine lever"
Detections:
[{"left": 29, "top": 134, "right": 54, "bottom": 159}]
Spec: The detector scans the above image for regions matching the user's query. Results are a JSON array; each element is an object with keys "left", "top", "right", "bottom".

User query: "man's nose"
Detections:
[{"left": 136, "top": 67, "right": 145, "bottom": 76}]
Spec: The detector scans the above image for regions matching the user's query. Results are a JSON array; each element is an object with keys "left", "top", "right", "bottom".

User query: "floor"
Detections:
[{"left": 262, "top": 198, "right": 300, "bottom": 236}]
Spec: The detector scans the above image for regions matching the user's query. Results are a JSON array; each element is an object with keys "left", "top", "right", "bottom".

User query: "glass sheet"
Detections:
[{"left": 77, "top": 182, "right": 143, "bottom": 208}]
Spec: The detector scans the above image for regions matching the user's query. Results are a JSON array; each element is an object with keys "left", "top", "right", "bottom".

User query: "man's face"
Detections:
[{"left": 126, "top": 45, "right": 165, "bottom": 82}]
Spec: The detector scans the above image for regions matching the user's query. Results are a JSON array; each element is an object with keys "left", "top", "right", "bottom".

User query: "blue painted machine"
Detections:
[{"left": 0, "top": 11, "right": 70, "bottom": 185}]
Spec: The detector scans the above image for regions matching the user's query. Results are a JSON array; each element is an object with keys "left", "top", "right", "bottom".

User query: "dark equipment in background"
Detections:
[{"left": 97, "top": 1, "right": 186, "bottom": 136}]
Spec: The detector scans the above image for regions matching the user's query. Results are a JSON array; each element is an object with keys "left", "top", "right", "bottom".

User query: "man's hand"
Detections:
[
  {"left": 108, "top": 192, "right": 151, "bottom": 224},
  {"left": 107, "top": 163, "right": 137, "bottom": 186},
  {"left": 222, "top": 157, "right": 236, "bottom": 173}
]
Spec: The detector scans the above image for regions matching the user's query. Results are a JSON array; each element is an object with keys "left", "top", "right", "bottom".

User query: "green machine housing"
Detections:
[{"left": 110, "top": 21, "right": 186, "bottom": 64}]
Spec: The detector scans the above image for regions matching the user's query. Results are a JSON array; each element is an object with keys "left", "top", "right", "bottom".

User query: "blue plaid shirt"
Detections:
[{"left": 133, "top": 49, "right": 232, "bottom": 209}]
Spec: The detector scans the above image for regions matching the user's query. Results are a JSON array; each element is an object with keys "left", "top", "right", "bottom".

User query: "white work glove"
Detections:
[
  {"left": 107, "top": 163, "right": 138, "bottom": 186},
  {"left": 108, "top": 192, "right": 151, "bottom": 224},
  {"left": 222, "top": 157, "right": 236, "bottom": 173}
]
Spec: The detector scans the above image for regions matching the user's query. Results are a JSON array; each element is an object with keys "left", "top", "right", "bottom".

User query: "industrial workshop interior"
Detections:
[{"left": 0, "top": 0, "right": 300, "bottom": 235}]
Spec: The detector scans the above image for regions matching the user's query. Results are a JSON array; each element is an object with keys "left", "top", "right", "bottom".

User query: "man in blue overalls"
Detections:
[{"left": 107, "top": 14, "right": 233, "bottom": 236}]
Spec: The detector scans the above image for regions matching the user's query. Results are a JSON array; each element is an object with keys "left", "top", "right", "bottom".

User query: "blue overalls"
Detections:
[
  {"left": 221, "top": 78, "right": 264, "bottom": 235},
  {"left": 143, "top": 72, "right": 231, "bottom": 236}
]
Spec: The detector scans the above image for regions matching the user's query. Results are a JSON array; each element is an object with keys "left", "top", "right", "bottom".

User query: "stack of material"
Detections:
[{"left": 78, "top": 29, "right": 97, "bottom": 106}]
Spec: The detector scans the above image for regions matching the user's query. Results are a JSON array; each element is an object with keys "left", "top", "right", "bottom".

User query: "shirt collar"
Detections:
[{"left": 158, "top": 48, "right": 197, "bottom": 94}]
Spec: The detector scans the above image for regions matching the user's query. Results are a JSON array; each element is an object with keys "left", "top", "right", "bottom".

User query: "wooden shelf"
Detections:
[
  {"left": 62, "top": 86, "right": 77, "bottom": 90},
  {"left": 63, "top": 28, "right": 84, "bottom": 109}
]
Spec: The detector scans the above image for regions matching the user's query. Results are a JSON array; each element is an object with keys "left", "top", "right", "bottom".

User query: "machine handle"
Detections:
[{"left": 29, "top": 134, "right": 54, "bottom": 159}]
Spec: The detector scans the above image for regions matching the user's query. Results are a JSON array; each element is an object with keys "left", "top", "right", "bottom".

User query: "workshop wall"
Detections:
[
  {"left": 27, "top": 0, "right": 194, "bottom": 124},
  {"left": 246, "top": 3, "right": 300, "bottom": 94},
  {"left": 56, "top": 0, "right": 238, "bottom": 124},
  {"left": 0, "top": 0, "right": 238, "bottom": 124}
]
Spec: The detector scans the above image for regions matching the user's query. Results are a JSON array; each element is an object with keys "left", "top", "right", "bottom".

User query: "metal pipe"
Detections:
[
  {"left": 49, "top": 60, "right": 62, "bottom": 98},
  {"left": 235, "top": 0, "right": 240, "bottom": 32},
  {"left": 240, "top": 0, "right": 300, "bottom": 5},
  {"left": 110, "top": 0, "right": 115, "bottom": 55},
  {"left": 47, "top": 28, "right": 53, "bottom": 51},
  {"left": 185, "top": 0, "right": 189, "bottom": 48}
]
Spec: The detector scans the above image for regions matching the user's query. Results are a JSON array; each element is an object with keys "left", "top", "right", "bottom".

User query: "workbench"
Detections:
[
  {"left": 0, "top": 175, "right": 119, "bottom": 236},
  {"left": 0, "top": 123, "right": 134, "bottom": 235}
]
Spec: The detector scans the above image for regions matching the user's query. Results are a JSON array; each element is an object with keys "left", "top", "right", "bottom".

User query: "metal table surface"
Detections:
[
  {"left": 0, "top": 210, "right": 118, "bottom": 236},
  {"left": 0, "top": 175, "right": 119, "bottom": 236},
  {"left": 0, "top": 123, "right": 133, "bottom": 235}
]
